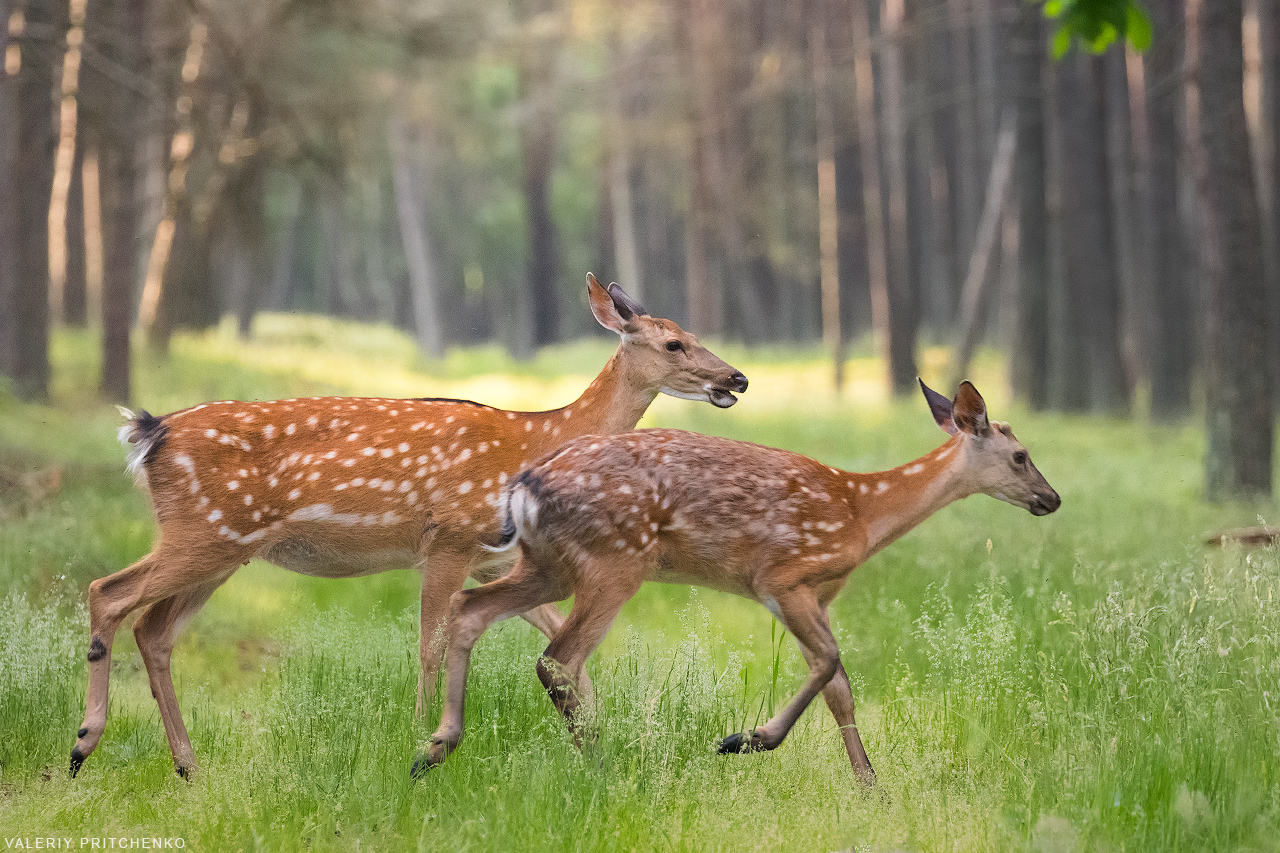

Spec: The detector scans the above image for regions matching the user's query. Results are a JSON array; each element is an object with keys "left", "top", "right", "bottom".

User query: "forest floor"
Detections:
[{"left": 1, "top": 316, "right": 1278, "bottom": 852}]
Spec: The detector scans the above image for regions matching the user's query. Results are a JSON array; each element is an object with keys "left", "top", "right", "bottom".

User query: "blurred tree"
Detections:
[
  {"left": 1144, "top": 0, "right": 1193, "bottom": 419},
  {"left": 1010, "top": 1, "right": 1051, "bottom": 409},
  {"left": 1194, "top": 0, "right": 1272, "bottom": 500},
  {"left": 0, "top": 0, "right": 57, "bottom": 401},
  {"left": 517, "top": 0, "right": 564, "bottom": 347}
]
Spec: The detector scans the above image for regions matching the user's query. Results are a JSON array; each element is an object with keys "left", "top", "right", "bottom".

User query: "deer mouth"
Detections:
[
  {"left": 661, "top": 374, "right": 747, "bottom": 408},
  {"left": 707, "top": 372, "right": 748, "bottom": 408},
  {"left": 707, "top": 387, "right": 739, "bottom": 408},
  {"left": 1028, "top": 492, "right": 1061, "bottom": 516}
]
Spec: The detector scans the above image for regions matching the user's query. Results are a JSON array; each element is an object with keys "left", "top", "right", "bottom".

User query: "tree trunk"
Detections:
[
  {"left": 851, "top": 0, "right": 892, "bottom": 378},
  {"left": 681, "top": 0, "right": 724, "bottom": 336},
  {"left": 1010, "top": 2, "right": 1050, "bottom": 408},
  {"left": 94, "top": 0, "right": 149, "bottom": 404},
  {"left": 1261, "top": 0, "right": 1280, "bottom": 410},
  {"left": 1194, "top": 0, "right": 1273, "bottom": 499},
  {"left": 1103, "top": 48, "right": 1142, "bottom": 394},
  {"left": 2, "top": 0, "right": 57, "bottom": 400},
  {"left": 64, "top": 138, "right": 88, "bottom": 326},
  {"left": 947, "top": 0, "right": 981, "bottom": 265},
  {"left": 605, "top": 30, "right": 643, "bottom": 300},
  {"left": 390, "top": 109, "right": 446, "bottom": 359},
  {"left": 813, "top": 14, "right": 845, "bottom": 390},
  {"left": 1052, "top": 51, "right": 1129, "bottom": 414},
  {"left": 880, "top": 0, "right": 918, "bottom": 395},
  {"left": 0, "top": 0, "right": 17, "bottom": 392},
  {"left": 1145, "top": 0, "right": 1194, "bottom": 418},
  {"left": 518, "top": 15, "right": 562, "bottom": 347}
]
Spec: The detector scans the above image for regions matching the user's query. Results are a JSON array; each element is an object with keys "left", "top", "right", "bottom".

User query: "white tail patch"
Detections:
[
  {"left": 482, "top": 482, "right": 539, "bottom": 554},
  {"left": 117, "top": 407, "right": 156, "bottom": 485}
]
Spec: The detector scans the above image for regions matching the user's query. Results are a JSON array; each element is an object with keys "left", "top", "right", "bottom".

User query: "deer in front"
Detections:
[
  {"left": 70, "top": 273, "right": 748, "bottom": 778},
  {"left": 423, "top": 380, "right": 1059, "bottom": 783}
]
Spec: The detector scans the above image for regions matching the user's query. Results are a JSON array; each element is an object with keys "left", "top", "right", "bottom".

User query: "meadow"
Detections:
[{"left": 2, "top": 315, "right": 1278, "bottom": 851}]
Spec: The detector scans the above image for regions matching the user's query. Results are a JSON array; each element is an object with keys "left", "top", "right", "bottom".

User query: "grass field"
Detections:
[{"left": 2, "top": 315, "right": 1279, "bottom": 851}]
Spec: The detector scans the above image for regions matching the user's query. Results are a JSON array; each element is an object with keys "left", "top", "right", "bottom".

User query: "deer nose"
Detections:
[{"left": 728, "top": 372, "right": 748, "bottom": 393}]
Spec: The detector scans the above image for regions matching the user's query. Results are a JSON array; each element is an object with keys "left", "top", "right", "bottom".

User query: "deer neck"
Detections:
[
  {"left": 848, "top": 436, "right": 974, "bottom": 559},
  {"left": 554, "top": 346, "right": 659, "bottom": 438}
]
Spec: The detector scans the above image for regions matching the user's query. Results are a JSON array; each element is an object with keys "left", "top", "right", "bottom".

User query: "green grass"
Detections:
[{"left": 1, "top": 315, "right": 1278, "bottom": 851}]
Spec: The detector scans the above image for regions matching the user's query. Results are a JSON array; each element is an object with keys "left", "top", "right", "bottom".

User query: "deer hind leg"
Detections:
[
  {"left": 718, "top": 589, "right": 841, "bottom": 756},
  {"left": 131, "top": 575, "right": 233, "bottom": 777},
  {"left": 519, "top": 602, "right": 595, "bottom": 705},
  {"left": 417, "top": 555, "right": 567, "bottom": 774},
  {"left": 71, "top": 541, "right": 246, "bottom": 777},
  {"left": 536, "top": 563, "right": 643, "bottom": 747}
]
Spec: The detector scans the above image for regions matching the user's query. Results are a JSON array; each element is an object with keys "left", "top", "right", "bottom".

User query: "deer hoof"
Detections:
[
  {"left": 716, "top": 732, "right": 763, "bottom": 755},
  {"left": 409, "top": 754, "right": 432, "bottom": 780},
  {"left": 69, "top": 748, "right": 85, "bottom": 778}
]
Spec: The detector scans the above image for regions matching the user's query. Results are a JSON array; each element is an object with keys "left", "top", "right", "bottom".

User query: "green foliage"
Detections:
[
  {"left": 1, "top": 319, "right": 1277, "bottom": 849},
  {"left": 1043, "top": 0, "right": 1153, "bottom": 57}
]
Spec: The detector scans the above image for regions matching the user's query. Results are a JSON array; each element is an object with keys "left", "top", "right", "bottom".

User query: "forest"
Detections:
[
  {"left": 1, "top": 0, "right": 1275, "bottom": 498},
  {"left": 5, "top": 1, "right": 1280, "bottom": 850}
]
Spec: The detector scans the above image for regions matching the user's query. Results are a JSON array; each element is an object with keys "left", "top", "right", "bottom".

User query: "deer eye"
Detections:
[
  {"left": 665, "top": 340, "right": 684, "bottom": 353},
  {"left": 1013, "top": 451, "right": 1027, "bottom": 465}
]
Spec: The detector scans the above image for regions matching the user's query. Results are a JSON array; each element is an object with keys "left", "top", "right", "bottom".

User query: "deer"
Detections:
[
  {"left": 420, "top": 380, "right": 1059, "bottom": 783},
  {"left": 69, "top": 273, "right": 748, "bottom": 779}
]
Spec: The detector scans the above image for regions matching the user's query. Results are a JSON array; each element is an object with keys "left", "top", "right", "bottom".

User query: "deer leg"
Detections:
[
  {"left": 775, "top": 604, "right": 875, "bottom": 784},
  {"left": 71, "top": 542, "right": 246, "bottom": 777},
  {"left": 520, "top": 603, "right": 595, "bottom": 705},
  {"left": 416, "top": 546, "right": 472, "bottom": 712},
  {"left": 417, "top": 557, "right": 566, "bottom": 774},
  {"left": 131, "top": 575, "right": 232, "bottom": 778},
  {"left": 718, "top": 589, "right": 840, "bottom": 756},
  {"left": 821, "top": 658, "right": 876, "bottom": 785},
  {"left": 536, "top": 568, "right": 643, "bottom": 746}
]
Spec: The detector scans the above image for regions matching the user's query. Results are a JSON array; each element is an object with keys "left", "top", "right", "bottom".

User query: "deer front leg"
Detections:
[
  {"left": 416, "top": 544, "right": 471, "bottom": 713},
  {"left": 718, "top": 589, "right": 841, "bottom": 756},
  {"left": 820, "top": 659, "right": 875, "bottom": 785}
]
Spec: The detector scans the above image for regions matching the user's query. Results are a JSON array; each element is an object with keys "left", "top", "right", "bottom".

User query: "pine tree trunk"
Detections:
[
  {"left": 1195, "top": 0, "right": 1274, "bottom": 499},
  {"left": 64, "top": 139, "right": 89, "bottom": 327},
  {"left": 1052, "top": 52, "right": 1129, "bottom": 414},
  {"left": 1146, "top": 0, "right": 1194, "bottom": 418},
  {"left": 4, "top": 0, "right": 58, "bottom": 400},
  {"left": 389, "top": 110, "right": 445, "bottom": 359},
  {"left": 0, "top": 0, "right": 18, "bottom": 389},
  {"left": 518, "top": 18, "right": 562, "bottom": 347},
  {"left": 94, "top": 0, "right": 148, "bottom": 404},
  {"left": 1010, "top": 2, "right": 1050, "bottom": 408}
]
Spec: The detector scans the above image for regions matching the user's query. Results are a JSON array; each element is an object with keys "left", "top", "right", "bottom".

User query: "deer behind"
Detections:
[
  {"left": 422, "top": 380, "right": 1059, "bottom": 783},
  {"left": 71, "top": 274, "right": 747, "bottom": 779}
]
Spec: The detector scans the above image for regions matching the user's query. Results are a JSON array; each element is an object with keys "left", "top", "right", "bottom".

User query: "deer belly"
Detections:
[{"left": 262, "top": 536, "right": 420, "bottom": 578}]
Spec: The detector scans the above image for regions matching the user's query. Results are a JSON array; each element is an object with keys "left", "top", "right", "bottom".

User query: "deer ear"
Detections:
[
  {"left": 952, "top": 381, "right": 990, "bottom": 435},
  {"left": 919, "top": 378, "right": 958, "bottom": 435},
  {"left": 586, "top": 273, "right": 646, "bottom": 335},
  {"left": 587, "top": 273, "right": 628, "bottom": 333}
]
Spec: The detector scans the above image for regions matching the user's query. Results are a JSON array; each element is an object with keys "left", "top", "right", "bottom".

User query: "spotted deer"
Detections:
[
  {"left": 70, "top": 274, "right": 748, "bottom": 778},
  {"left": 422, "top": 380, "right": 1059, "bottom": 783}
]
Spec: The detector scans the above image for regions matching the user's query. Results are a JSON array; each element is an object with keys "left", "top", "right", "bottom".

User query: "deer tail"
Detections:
[
  {"left": 117, "top": 407, "right": 168, "bottom": 486},
  {"left": 481, "top": 471, "right": 542, "bottom": 553}
]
